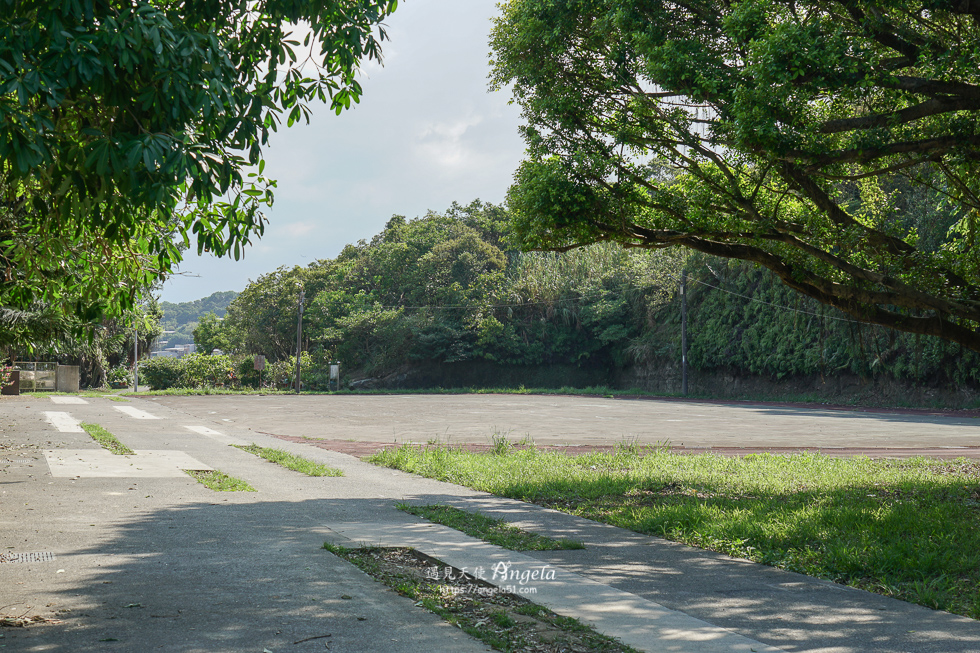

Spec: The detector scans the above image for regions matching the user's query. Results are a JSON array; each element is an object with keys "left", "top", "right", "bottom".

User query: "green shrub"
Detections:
[
  {"left": 106, "top": 365, "right": 132, "bottom": 387},
  {"left": 140, "top": 357, "right": 183, "bottom": 390},
  {"left": 304, "top": 366, "right": 343, "bottom": 391},
  {"left": 265, "top": 352, "right": 312, "bottom": 389},
  {"left": 139, "top": 354, "right": 237, "bottom": 390},
  {"left": 235, "top": 356, "right": 262, "bottom": 389},
  {"left": 179, "top": 353, "right": 236, "bottom": 387}
]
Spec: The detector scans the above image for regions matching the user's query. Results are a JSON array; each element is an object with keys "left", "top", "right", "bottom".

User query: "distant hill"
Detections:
[
  {"left": 159, "top": 291, "right": 239, "bottom": 347},
  {"left": 160, "top": 291, "right": 239, "bottom": 329}
]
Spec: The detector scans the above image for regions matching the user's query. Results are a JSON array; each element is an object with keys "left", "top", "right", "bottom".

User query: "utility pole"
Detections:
[
  {"left": 133, "top": 324, "right": 139, "bottom": 393},
  {"left": 295, "top": 289, "right": 305, "bottom": 394},
  {"left": 681, "top": 271, "right": 688, "bottom": 396}
]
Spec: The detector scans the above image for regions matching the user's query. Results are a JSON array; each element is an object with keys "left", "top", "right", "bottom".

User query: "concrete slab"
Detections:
[
  {"left": 183, "top": 424, "right": 248, "bottom": 445},
  {"left": 113, "top": 405, "right": 160, "bottom": 420},
  {"left": 1, "top": 396, "right": 492, "bottom": 653},
  {"left": 43, "top": 450, "right": 213, "bottom": 477},
  {"left": 49, "top": 396, "right": 88, "bottom": 405},
  {"left": 43, "top": 410, "right": 84, "bottom": 432}
]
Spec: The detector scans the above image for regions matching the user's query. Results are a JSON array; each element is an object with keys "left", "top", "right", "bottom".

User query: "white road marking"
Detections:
[
  {"left": 44, "top": 411, "right": 84, "bottom": 433},
  {"left": 113, "top": 405, "right": 160, "bottom": 420},
  {"left": 44, "top": 450, "right": 213, "bottom": 478},
  {"left": 184, "top": 425, "right": 246, "bottom": 445},
  {"left": 185, "top": 425, "right": 222, "bottom": 436},
  {"left": 49, "top": 396, "right": 88, "bottom": 405}
]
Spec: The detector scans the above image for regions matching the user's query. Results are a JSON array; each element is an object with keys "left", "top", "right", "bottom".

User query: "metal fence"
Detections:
[{"left": 13, "top": 362, "right": 58, "bottom": 392}]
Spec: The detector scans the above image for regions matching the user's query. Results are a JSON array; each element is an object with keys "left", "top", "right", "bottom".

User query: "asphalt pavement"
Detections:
[
  {"left": 2, "top": 393, "right": 980, "bottom": 652},
  {"left": 150, "top": 392, "right": 980, "bottom": 452}
]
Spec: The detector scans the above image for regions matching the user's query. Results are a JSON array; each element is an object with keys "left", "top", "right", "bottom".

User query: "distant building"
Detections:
[{"left": 151, "top": 343, "right": 197, "bottom": 359}]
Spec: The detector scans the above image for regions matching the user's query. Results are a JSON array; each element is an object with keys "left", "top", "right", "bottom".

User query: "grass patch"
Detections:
[
  {"left": 129, "top": 385, "right": 651, "bottom": 399},
  {"left": 371, "top": 445, "right": 980, "bottom": 620},
  {"left": 81, "top": 423, "right": 134, "bottom": 456},
  {"left": 184, "top": 469, "right": 256, "bottom": 492},
  {"left": 23, "top": 391, "right": 130, "bottom": 399},
  {"left": 232, "top": 444, "right": 343, "bottom": 477},
  {"left": 129, "top": 387, "right": 299, "bottom": 396},
  {"left": 322, "top": 543, "right": 637, "bottom": 652},
  {"left": 398, "top": 504, "right": 583, "bottom": 551}
]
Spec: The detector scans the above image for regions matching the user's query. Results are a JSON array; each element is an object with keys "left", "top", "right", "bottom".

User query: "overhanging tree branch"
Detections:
[{"left": 494, "top": 0, "right": 980, "bottom": 351}]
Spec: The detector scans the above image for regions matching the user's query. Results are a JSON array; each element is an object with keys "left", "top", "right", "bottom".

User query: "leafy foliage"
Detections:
[
  {"left": 138, "top": 355, "right": 183, "bottom": 390},
  {"left": 2, "top": 299, "right": 162, "bottom": 387},
  {"left": 678, "top": 258, "right": 980, "bottom": 387},
  {"left": 140, "top": 352, "right": 235, "bottom": 389},
  {"left": 216, "top": 201, "right": 684, "bottom": 380},
  {"left": 193, "top": 312, "right": 230, "bottom": 354},
  {"left": 159, "top": 291, "right": 239, "bottom": 347},
  {"left": 139, "top": 351, "right": 313, "bottom": 390},
  {"left": 0, "top": 0, "right": 395, "bottom": 321},
  {"left": 166, "top": 200, "right": 980, "bottom": 394},
  {"left": 491, "top": 0, "right": 980, "bottom": 350}
]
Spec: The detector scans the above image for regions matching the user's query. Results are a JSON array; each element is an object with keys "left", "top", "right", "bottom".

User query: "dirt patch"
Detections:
[{"left": 326, "top": 545, "right": 638, "bottom": 653}]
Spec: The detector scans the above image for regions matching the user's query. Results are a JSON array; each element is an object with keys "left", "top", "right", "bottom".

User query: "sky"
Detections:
[{"left": 160, "top": 0, "right": 525, "bottom": 304}]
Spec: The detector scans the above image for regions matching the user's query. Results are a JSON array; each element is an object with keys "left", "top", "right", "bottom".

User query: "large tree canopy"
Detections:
[
  {"left": 0, "top": 0, "right": 395, "bottom": 320},
  {"left": 491, "top": 0, "right": 980, "bottom": 351}
]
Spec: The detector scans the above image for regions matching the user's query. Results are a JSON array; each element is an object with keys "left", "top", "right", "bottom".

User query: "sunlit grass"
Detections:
[
  {"left": 233, "top": 444, "right": 343, "bottom": 477},
  {"left": 371, "top": 445, "right": 980, "bottom": 619},
  {"left": 184, "top": 469, "right": 256, "bottom": 492},
  {"left": 398, "top": 504, "right": 583, "bottom": 551},
  {"left": 81, "top": 423, "right": 134, "bottom": 456}
]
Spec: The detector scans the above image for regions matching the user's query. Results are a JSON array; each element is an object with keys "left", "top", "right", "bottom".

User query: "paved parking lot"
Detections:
[
  {"left": 148, "top": 393, "right": 980, "bottom": 452},
  {"left": 5, "top": 392, "right": 980, "bottom": 652}
]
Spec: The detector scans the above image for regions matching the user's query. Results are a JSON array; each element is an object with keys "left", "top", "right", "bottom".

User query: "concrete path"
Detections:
[{"left": 2, "top": 394, "right": 980, "bottom": 652}]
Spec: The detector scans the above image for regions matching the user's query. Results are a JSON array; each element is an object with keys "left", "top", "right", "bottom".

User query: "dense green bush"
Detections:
[
  {"left": 139, "top": 354, "right": 236, "bottom": 390},
  {"left": 139, "top": 352, "right": 330, "bottom": 390},
  {"left": 179, "top": 354, "right": 236, "bottom": 387},
  {"left": 139, "top": 357, "right": 183, "bottom": 390},
  {"left": 678, "top": 259, "right": 980, "bottom": 387},
  {"left": 106, "top": 366, "right": 133, "bottom": 387},
  {"left": 265, "top": 352, "right": 312, "bottom": 389},
  {"left": 235, "top": 356, "right": 262, "bottom": 389}
]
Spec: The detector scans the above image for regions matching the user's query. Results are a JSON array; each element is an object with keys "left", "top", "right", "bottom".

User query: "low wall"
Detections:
[
  {"left": 615, "top": 357, "right": 980, "bottom": 408},
  {"left": 56, "top": 365, "right": 80, "bottom": 393},
  {"left": 352, "top": 357, "right": 980, "bottom": 409},
  {"left": 355, "top": 360, "right": 613, "bottom": 390}
]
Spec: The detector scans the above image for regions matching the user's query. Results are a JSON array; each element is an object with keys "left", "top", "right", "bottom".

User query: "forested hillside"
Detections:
[
  {"left": 159, "top": 291, "right": 239, "bottom": 346},
  {"left": 635, "top": 259, "right": 980, "bottom": 405},
  {"left": 216, "top": 201, "right": 682, "bottom": 384},
  {"left": 201, "top": 200, "right": 979, "bottom": 404}
]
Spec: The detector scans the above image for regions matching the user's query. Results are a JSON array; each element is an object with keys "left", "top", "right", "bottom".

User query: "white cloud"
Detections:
[
  {"left": 279, "top": 221, "right": 318, "bottom": 238},
  {"left": 417, "top": 114, "right": 486, "bottom": 169}
]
